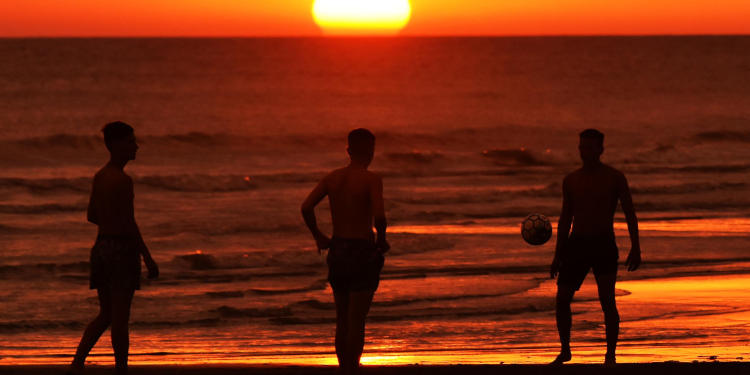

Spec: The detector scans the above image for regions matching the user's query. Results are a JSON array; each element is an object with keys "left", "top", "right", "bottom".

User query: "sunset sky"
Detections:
[{"left": 1, "top": 0, "right": 750, "bottom": 36}]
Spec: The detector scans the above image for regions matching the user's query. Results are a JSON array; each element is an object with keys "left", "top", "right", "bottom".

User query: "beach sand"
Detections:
[
  {"left": 2, "top": 274, "right": 750, "bottom": 367},
  {"left": 2, "top": 363, "right": 749, "bottom": 375}
]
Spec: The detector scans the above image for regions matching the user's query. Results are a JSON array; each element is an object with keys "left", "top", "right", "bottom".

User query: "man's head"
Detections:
[
  {"left": 347, "top": 128, "right": 375, "bottom": 166},
  {"left": 102, "top": 121, "right": 138, "bottom": 161},
  {"left": 578, "top": 128, "right": 604, "bottom": 164}
]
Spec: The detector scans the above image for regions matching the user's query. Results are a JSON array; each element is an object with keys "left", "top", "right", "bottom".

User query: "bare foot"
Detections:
[
  {"left": 549, "top": 349, "right": 572, "bottom": 366},
  {"left": 604, "top": 353, "right": 616, "bottom": 367}
]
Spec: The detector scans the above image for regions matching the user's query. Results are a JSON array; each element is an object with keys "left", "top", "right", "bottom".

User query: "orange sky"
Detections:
[{"left": 1, "top": 0, "right": 749, "bottom": 36}]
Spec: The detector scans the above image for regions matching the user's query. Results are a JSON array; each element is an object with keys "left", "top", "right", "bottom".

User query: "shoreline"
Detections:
[
  {"left": 1, "top": 363, "right": 749, "bottom": 375},
  {"left": 2, "top": 273, "right": 750, "bottom": 366}
]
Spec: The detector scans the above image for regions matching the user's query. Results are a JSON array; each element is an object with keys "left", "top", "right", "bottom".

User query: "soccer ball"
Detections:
[{"left": 521, "top": 213, "right": 552, "bottom": 245}]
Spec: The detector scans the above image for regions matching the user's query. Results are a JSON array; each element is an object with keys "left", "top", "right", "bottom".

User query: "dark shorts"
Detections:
[
  {"left": 557, "top": 234, "right": 618, "bottom": 291},
  {"left": 327, "top": 237, "right": 384, "bottom": 293},
  {"left": 90, "top": 235, "right": 141, "bottom": 291}
]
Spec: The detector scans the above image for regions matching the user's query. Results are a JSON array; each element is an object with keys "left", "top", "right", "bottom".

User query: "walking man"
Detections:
[{"left": 70, "top": 122, "right": 159, "bottom": 375}]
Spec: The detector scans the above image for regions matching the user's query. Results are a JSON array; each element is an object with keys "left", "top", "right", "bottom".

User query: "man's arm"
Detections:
[
  {"left": 133, "top": 223, "right": 158, "bottom": 278},
  {"left": 371, "top": 174, "right": 389, "bottom": 253},
  {"left": 124, "top": 177, "right": 159, "bottom": 278},
  {"left": 87, "top": 183, "right": 99, "bottom": 225},
  {"left": 618, "top": 172, "right": 641, "bottom": 271},
  {"left": 301, "top": 176, "right": 330, "bottom": 253},
  {"left": 551, "top": 177, "right": 573, "bottom": 278}
]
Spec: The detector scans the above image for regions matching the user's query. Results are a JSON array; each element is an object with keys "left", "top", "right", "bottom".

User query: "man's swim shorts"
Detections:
[
  {"left": 327, "top": 237, "right": 384, "bottom": 293},
  {"left": 90, "top": 235, "right": 141, "bottom": 291},
  {"left": 557, "top": 233, "right": 619, "bottom": 291}
]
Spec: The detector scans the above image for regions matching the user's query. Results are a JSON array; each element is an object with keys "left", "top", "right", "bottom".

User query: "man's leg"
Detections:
[
  {"left": 552, "top": 285, "right": 576, "bottom": 365},
  {"left": 344, "top": 290, "right": 375, "bottom": 375},
  {"left": 595, "top": 272, "right": 619, "bottom": 365},
  {"left": 71, "top": 288, "right": 112, "bottom": 370},
  {"left": 333, "top": 291, "right": 350, "bottom": 370},
  {"left": 110, "top": 287, "right": 135, "bottom": 375}
]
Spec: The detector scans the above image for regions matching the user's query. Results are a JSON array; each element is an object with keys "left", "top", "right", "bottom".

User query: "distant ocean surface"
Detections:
[{"left": 1, "top": 37, "right": 750, "bottom": 365}]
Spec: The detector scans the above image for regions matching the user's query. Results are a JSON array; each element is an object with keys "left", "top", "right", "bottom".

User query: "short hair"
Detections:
[
  {"left": 579, "top": 128, "right": 604, "bottom": 146},
  {"left": 102, "top": 121, "right": 134, "bottom": 150},
  {"left": 348, "top": 128, "right": 375, "bottom": 154}
]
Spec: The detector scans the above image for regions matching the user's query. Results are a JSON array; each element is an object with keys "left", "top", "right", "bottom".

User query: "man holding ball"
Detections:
[{"left": 550, "top": 129, "right": 642, "bottom": 366}]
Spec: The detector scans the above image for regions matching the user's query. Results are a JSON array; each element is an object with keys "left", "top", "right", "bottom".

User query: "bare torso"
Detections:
[
  {"left": 87, "top": 164, "right": 136, "bottom": 236},
  {"left": 565, "top": 164, "right": 624, "bottom": 237},
  {"left": 325, "top": 166, "right": 379, "bottom": 240}
]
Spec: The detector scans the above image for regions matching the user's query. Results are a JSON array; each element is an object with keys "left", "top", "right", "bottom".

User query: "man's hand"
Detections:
[
  {"left": 376, "top": 239, "right": 390, "bottom": 255},
  {"left": 314, "top": 233, "right": 331, "bottom": 254},
  {"left": 145, "top": 256, "right": 159, "bottom": 279},
  {"left": 625, "top": 248, "right": 641, "bottom": 271},
  {"left": 550, "top": 256, "right": 561, "bottom": 279}
]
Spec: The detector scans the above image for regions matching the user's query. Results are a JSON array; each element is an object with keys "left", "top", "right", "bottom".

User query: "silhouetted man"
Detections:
[
  {"left": 70, "top": 122, "right": 158, "bottom": 375},
  {"left": 550, "top": 129, "right": 641, "bottom": 366},
  {"left": 301, "top": 128, "right": 389, "bottom": 375}
]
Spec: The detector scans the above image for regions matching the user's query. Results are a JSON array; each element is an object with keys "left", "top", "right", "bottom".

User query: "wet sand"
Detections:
[
  {"left": 2, "top": 363, "right": 749, "bottom": 375},
  {"left": 2, "top": 274, "right": 750, "bottom": 366}
]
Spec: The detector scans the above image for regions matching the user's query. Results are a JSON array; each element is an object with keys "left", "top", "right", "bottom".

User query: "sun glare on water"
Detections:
[{"left": 312, "top": 0, "right": 412, "bottom": 35}]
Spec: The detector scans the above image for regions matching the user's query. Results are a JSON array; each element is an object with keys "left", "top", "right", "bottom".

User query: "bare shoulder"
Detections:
[
  {"left": 325, "top": 167, "right": 347, "bottom": 181},
  {"left": 92, "top": 166, "right": 112, "bottom": 187},
  {"left": 602, "top": 163, "right": 622, "bottom": 174},
  {"left": 94, "top": 165, "right": 131, "bottom": 190},
  {"left": 365, "top": 170, "right": 382, "bottom": 184},
  {"left": 603, "top": 164, "right": 627, "bottom": 181},
  {"left": 317, "top": 167, "right": 346, "bottom": 191},
  {"left": 563, "top": 168, "right": 583, "bottom": 184}
]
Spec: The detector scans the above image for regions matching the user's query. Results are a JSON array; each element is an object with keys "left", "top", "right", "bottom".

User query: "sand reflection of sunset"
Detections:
[{"left": 390, "top": 218, "right": 750, "bottom": 237}]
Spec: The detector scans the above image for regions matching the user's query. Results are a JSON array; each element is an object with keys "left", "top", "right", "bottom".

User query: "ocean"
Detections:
[{"left": 1, "top": 37, "right": 750, "bottom": 365}]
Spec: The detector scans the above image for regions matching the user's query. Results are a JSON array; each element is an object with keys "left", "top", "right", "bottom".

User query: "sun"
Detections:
[{"left": 312, "top": 0, "right": 412, "bottom": 36}]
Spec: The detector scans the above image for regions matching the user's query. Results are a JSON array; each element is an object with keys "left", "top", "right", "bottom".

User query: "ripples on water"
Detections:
[{"left": 1, "top": 37, "right": 750, "bottom": 364}]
